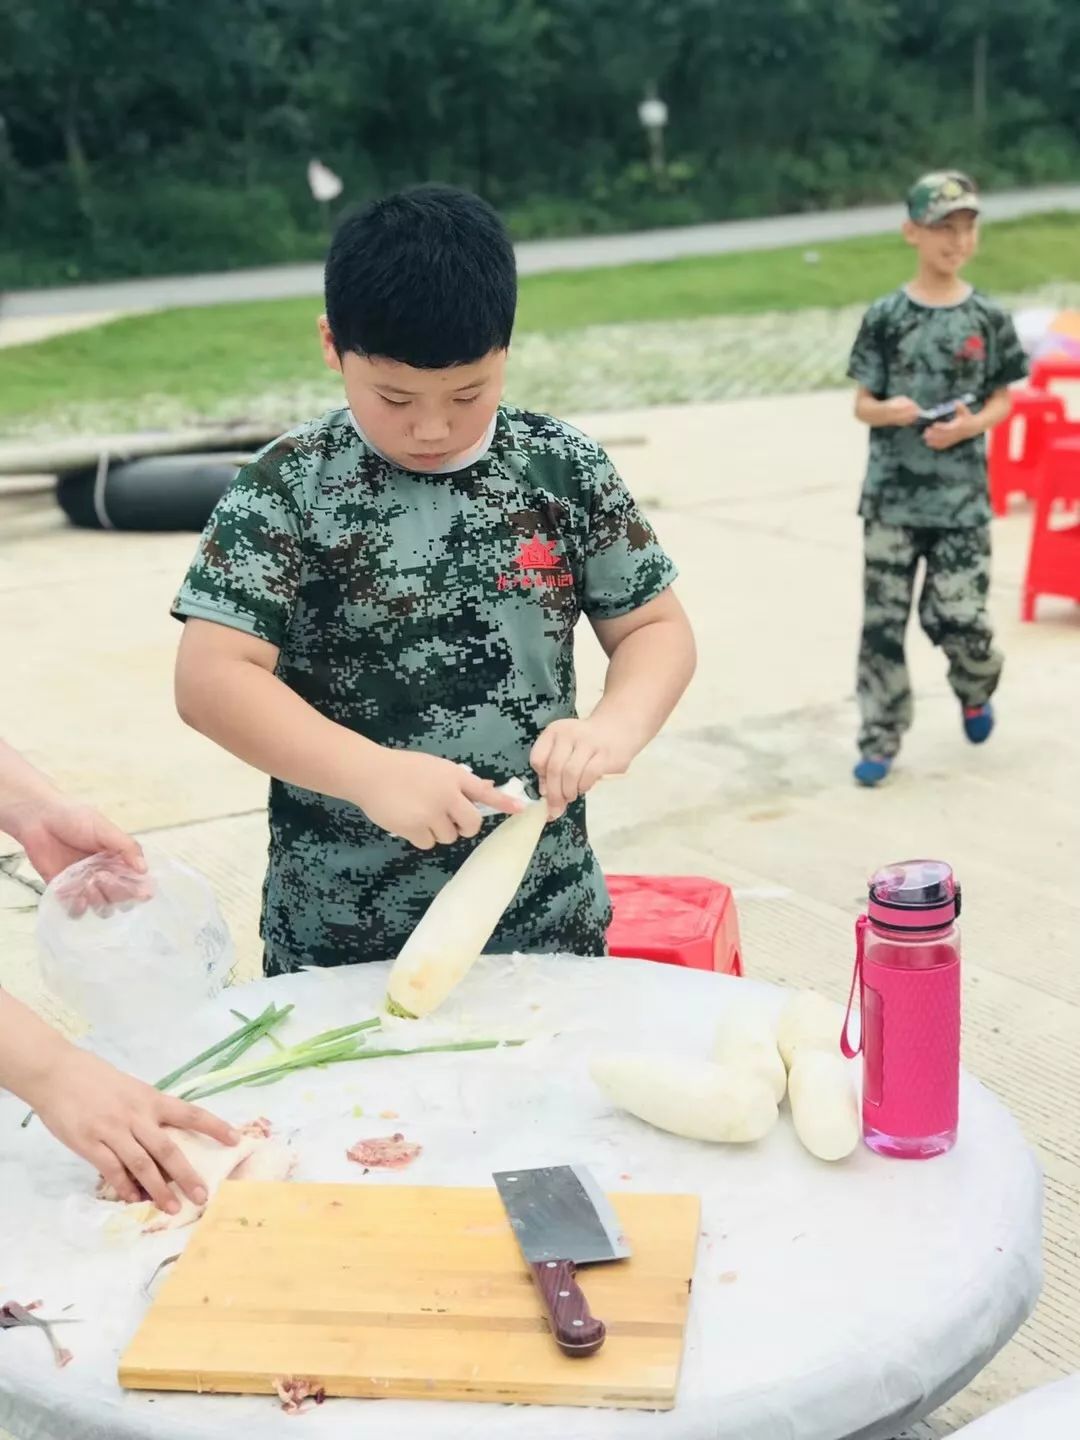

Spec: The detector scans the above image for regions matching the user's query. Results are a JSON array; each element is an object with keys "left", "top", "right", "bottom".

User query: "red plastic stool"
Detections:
[
  {"left": 1031, "top": 356, "right": 1080, "bottom": 390},
  {"left": 606, "top": 875, "right": 742, "bottom": 974},
  {"left": 989, "top": 388, "right": 1067, "bottom": 516},
  {"left": 1022, "top": 435, "right": 1080, "bottom": 621}
]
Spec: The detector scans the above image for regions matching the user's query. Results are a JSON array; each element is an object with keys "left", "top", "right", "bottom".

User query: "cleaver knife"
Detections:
[{"left": 493, "top": 1164, "right": 630, "bottom": 1358}]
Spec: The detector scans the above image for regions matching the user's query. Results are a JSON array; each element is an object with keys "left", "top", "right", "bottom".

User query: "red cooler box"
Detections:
[{"left": 606, "top": 875, "right": 743, "bottom": 975}]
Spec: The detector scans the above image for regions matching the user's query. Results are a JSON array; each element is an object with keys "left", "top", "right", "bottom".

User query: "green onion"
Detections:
[
  {"left": 21, "top": 1005, "right": 522, "bottom": 1129},
  {"left": 173, "top": 1036, "right": 524, "bottom": 1102},
  {"left": 153, "top": 1002, "right": 293, "bottom": 1093}
]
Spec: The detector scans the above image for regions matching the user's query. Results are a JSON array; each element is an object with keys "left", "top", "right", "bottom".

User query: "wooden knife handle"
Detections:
[{"left": 528, "top": 1259, "right": 606, "bottom": 1357}]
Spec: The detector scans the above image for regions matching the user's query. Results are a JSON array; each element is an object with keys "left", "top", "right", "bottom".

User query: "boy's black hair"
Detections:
[{"left": 324, "top": 184, "right": 517, "bottom": 369}]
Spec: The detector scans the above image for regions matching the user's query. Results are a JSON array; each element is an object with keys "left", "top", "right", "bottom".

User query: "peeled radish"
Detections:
[
  {"left": 788, "top": 1050, "right": 860, "bottom": 1161},
  {"left": 386, "top": 797, "right": 547, "bottom": 1019},
  {"left": 711, "top": 1009, "right": 787, "bottom": 1103},
  {"left": 590, "top": 1052, "right": 779, "bottom": 1143},
  {"left": 777, "top": 990, "right": 844, "bottom": 1071}
]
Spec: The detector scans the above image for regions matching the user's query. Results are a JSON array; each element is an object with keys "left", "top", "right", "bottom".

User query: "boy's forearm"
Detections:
[
  {"left": 855, "top": 395, "right": 898, "bottom": 428},
  {"left": 177, "top": 657, "right": 383, "bottom": 806},
  {"left": 970, "top": 390, "right": 1012, "bottom": 436},
  {"left": 590, "top": 617, "right": 696, "bottom": 755}
]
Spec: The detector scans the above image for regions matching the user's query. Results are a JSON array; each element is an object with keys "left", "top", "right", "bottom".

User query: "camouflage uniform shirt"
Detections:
[
  {"left": 172, "top": 406, "right": 678, "bottom": 971},
  {"left": 848, "top": 288, "right": 1027, "bottom": 528}
]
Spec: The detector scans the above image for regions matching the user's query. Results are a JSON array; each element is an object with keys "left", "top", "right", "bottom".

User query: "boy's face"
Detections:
[
  {"left": 319, "top": 317, "right": 506, "bottom": 471},
  {"left": 903, "top": 210, "right": 979, "bottom": 279}
]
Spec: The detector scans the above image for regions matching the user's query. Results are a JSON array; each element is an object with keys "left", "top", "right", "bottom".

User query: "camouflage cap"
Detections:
[{"left": 907, "top": 171, "right": 980, "bottom": 226}]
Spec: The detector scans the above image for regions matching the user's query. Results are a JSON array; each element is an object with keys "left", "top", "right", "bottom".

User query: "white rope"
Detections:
[{"left": 91, "top": 449, "right": 114, "bottom": 530}]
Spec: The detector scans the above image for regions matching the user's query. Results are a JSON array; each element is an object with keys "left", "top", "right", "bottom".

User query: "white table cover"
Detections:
[
  {"left": 0, "top": 956, "right": 1043, "bottom": 1440},
  {"left": 953, "top": 1375, "right": 1080, "bottom": 1438}
]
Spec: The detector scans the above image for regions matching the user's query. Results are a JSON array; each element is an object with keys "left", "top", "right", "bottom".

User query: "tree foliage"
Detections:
[{"left": 2, "top": 0, "right": 1078, "bottom": 285}]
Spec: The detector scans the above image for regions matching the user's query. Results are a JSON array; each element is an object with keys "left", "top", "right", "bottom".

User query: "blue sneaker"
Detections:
[
  {"left": 963, "top": 702, "right": 995, "bottom": 744},
  {"left": 854, "top": 756, "right": 892, "bottom": 787}
]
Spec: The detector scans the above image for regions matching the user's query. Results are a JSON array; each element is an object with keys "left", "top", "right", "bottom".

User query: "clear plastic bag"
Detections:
[{"left": 35, "top": 852, "right": 234, "bottom": 1046}]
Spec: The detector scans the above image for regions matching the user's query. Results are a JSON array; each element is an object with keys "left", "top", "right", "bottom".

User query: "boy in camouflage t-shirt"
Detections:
[
  {"left": 847, "top": 171, "right": 1026, "bottom": 786},
  {"left": 173, "top": 186, "right": 695, "bottom": 971}
]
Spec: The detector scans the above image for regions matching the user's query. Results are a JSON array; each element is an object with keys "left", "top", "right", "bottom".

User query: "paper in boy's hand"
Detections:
[{"left": 915, "top": 391, "right": 977, "bottom": 433}]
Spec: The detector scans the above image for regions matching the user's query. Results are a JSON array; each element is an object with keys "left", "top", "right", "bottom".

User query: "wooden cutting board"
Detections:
[{"left": 120, "top": 1180, "right": 700, "bottom": 1410}]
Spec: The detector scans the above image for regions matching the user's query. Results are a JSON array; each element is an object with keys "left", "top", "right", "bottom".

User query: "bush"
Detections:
[
  {"left": 102, "top": 180, "right": 318, "bottom": 276},
  {"left": 0, "top": 178, "right": 329, "bottom": 287}
]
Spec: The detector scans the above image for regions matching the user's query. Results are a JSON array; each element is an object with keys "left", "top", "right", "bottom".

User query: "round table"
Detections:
[
  {"left": 0, "top": 956, "right": 1043, "bottom": 1440},
  {"left": 953, "top": 1376, "right": 1080, "bottom": 1438}
]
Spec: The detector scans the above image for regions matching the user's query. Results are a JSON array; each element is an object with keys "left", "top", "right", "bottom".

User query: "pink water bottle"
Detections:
[{"left": 842, "top": 860, "right": 961, "bottom": 1159}]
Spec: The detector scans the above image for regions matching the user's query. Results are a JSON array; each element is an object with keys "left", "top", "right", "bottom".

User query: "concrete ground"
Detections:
[{"left": 1, "top": 389, "right": 1078, "bottom": 1435}]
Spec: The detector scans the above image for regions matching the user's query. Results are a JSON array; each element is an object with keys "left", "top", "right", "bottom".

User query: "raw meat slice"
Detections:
[{"left": 346, "top": 1133, "right": 422, "bottom": 1170}]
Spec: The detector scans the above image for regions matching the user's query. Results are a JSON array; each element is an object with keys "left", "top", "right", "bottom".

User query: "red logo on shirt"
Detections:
[
  {"left": 958, "top": 334, "right": 985, "bottom": 361},
  {"left": 496, "top": 534, "right": 574, "bottom": 591},
  {"left": 515, "top": 535, "right": 561, "bottom": 570}
]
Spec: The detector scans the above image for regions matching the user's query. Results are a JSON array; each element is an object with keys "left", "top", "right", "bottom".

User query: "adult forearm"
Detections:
[
  {"left": 590, "top": 618, "right": 696, "bottom": 754},
  {"left": 0, "top": 991, "right": 69, "bottom": 1103},
  {"left": 0, "top": 739, "right": 59, "bottom": 840},
  {"left": 177, "top": 658, "right": 382, "bottom": 805}
]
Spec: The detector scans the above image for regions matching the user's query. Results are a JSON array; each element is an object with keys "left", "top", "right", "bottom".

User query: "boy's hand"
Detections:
[
  {"left": 24, "top": 1047, "right": 239, "bottom": 1213},
  {"left": 531, "top": 717, "right": 634, "bottom": 819},
  {"left": 882, "top": 396, "right": 920, "bottom": 426},
  {"left": 924, "top": 402, "right": 977, "bottom": 450},
  {"left": 356, "top": 749, "right": 523, "bottom": 848}
]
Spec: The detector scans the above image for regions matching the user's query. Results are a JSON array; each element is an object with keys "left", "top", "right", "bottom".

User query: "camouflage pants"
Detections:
[{"left": 857, "top": 522, "right": 1003, "bottom": 759}]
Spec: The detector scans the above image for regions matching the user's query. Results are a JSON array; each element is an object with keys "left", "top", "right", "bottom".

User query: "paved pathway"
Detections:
[{"left": 4, "top": 182, "right": 1080, "bottom": 321}]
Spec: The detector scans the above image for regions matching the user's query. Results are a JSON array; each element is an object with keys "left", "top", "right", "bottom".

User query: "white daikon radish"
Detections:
[
  {"left": 590, "top": 1052, "right": 779, "bottom": 1143},
  {"left": 385, "top": 797, "right": 547, "bottom": 1018},
  {"left": 787, "top": 1049, "right": 860, "bottom": 1161},
  {"left": 777, "top": 990, "right": 844, "bottom": 1071},
  {"left": 711, "top": 1007, "right": 788, "bottom": 1103}
]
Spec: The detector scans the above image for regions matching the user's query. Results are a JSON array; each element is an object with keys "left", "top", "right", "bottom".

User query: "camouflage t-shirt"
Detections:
[
  {"left": 847, "top": 287, "right": 1027, "bottom": 528},
  {"left": 172, "top": 405, "right": 678, "bottom": 971}
]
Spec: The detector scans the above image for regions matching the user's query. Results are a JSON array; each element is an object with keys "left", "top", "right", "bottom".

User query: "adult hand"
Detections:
[
  {"left": 0, "top": 740, "right": 146, "bottom": 910},
  {"left": 20, "top": 799, "right": 149, "bottom": 916},
  {"left": 24, "top": 1046, "right": 238, "bottom": 1213},
  {"left": 19, "top": 796, "right": 144, "bottom": 884}
]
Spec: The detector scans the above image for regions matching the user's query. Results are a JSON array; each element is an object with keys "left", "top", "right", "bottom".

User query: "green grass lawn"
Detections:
[{"left": 3, "top": 211, "right": 1079, "bottom": 436}]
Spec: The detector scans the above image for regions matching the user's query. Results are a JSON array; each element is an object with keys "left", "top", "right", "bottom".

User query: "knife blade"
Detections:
[{"left": 493, "top": 1164, "right": 630, "bottom": 1358}]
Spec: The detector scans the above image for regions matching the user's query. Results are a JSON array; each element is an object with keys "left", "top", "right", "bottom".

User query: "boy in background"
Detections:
[{"left": 848, "top": 171, "right": 1026, "bottom": 786}]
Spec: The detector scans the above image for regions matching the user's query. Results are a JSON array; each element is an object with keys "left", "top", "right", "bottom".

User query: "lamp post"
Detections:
[{"left": 637, "top": 88, "right": 669, "bottom": 178}]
